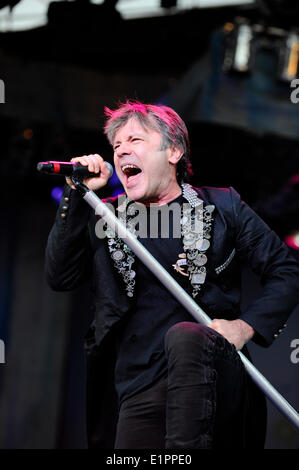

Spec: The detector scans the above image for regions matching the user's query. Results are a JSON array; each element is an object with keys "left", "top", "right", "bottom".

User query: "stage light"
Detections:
[
  {"left": 23, "top": 128, "right": 33, "bottom": 140},
  {"left": 223, "top": 18, "right": 254, "bottom": 73},
  {"left": 277, "top": 31, "right": 299, "bottom": 82},
  {"left": 223, "top": 17, "right": 299, "bottom": 83},
  {"left": 285, "top": 231, "right": 299, "bottom": 251},
  {"left": 51, "top": 186, "right": 63, "bottom": 204}
]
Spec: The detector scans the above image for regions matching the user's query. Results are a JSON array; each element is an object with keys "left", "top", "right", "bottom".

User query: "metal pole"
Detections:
[{"left": 83, "top": 188, "right": 299, "bottom": 432}]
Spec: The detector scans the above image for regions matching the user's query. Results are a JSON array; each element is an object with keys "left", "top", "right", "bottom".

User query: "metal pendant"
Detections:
[
  {"left": 191, "top": 271, "right": 206, "bottom": 285},
  {"left": 196, "top": 239, "right": 210, "bottom": 251},
  {"left": 193, "top": 253, "right": 208, "bottom": 266},
  {"left": 172, "top": 258, "right": 189, "bottom": 277},
  {"left": 112, "top": 249, "right": 125, "bottom": 261}
]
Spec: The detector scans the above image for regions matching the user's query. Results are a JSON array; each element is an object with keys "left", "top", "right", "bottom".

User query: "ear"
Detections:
[{"left": 168, "top": 146, "right": 183, "bottom": 165}]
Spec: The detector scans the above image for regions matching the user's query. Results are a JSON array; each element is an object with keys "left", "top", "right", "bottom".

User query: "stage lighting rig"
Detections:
[
  {"left": 223, "top": 18, "right": 254, "bottom": 73},
  {"left": 277, "top": 31, "right": 299, "bottom": 82},
  {"left": 223, "top": 16, "right": 299, "bottom": 82}
]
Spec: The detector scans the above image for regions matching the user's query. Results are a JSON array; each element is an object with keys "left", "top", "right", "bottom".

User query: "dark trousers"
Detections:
[{"left": 114, "top": 322, "right": 266, "bottom": 449}]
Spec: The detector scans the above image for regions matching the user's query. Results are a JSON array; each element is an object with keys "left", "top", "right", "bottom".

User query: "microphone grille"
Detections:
[{"left": 106, "top": 162, "right": 114, "bottom": 178}]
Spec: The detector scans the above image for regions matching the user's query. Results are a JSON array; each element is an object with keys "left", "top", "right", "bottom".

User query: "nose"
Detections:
[{"left": 115, "top": 141, "right": 132, "bottom": 158}]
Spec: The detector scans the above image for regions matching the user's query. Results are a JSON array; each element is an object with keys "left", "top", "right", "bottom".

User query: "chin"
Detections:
[
  {"left": 125, "top": 188, "right": 146, "bottom": 202},
  {"left": 122, "top": 182, "right": 147, "bottom": 202}
]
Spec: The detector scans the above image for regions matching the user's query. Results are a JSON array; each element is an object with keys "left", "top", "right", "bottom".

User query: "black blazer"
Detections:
[{"left": 45, "top": 184, "right": 299, "bottom": 447}]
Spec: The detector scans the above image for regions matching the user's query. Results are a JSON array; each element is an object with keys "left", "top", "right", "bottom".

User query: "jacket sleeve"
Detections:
[
  {"left": 45, "top": 185, "right": 94, "bottom": 291},
  {"left": 230, "top": 187, "right": 299, "bottom": 347}
]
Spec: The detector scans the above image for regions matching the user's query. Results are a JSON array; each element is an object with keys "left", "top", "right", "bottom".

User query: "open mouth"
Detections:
[{"left": 121, "top": 164, "right": 142, "bottom": 186}]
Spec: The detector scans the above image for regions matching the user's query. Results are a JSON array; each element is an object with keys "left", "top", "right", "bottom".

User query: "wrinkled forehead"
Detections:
[{"left": 113, "top": 115, "right": 162, "bottom": 144}]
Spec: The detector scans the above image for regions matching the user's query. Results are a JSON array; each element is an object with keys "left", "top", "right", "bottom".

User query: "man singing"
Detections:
[{"left": 45, "top": 100, "right": 299, "bottom": 449}]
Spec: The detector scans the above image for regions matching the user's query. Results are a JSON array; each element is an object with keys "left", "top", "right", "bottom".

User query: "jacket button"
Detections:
[
  {"left": 61, "top": 213, "right": 66, "bottom": 219},
  {"left": 274, "top": 333, "right": 278, "bottom": 339},
  {"left": 62, "top": 205, "right": 68, "bottom": 211},
  {"left": 64, "top": 197, "right": 70, "bottom": 202}
]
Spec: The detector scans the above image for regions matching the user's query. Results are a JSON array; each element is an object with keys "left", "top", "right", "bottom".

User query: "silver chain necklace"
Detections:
[{"left": 105, "top": 184, "right": 215, "bottom": 298}]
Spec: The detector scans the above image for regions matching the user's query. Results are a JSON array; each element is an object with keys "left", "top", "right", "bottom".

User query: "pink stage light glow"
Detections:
[{"left": 285, "top": 231, "right": 299, "bottom": 251}]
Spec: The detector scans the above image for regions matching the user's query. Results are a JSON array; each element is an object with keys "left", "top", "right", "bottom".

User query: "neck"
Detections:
[{"left": 141, "top": 183, "right": 182, "bottom": 207}]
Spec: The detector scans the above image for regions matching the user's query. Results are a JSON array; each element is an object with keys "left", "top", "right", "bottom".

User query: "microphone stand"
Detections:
[{"left": 72, "top": 176, "right": 299, "bottom": 433}]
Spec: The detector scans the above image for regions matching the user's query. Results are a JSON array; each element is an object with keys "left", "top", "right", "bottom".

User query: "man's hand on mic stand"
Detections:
[
  {"left": 66, "top": 154, "right": 111, "bottom": 191},
  {"left": 209, "top": 318, "right": 255, "bottom": 351}
]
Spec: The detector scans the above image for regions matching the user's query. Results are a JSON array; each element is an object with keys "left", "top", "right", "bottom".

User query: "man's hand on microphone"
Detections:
[{"left": 66, "top": 154, "right": 111, "bottom": 191}]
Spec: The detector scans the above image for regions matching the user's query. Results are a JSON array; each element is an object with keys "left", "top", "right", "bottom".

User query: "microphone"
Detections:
[{"left": 37, "top": 160, "right": 114, "bottom": 179}]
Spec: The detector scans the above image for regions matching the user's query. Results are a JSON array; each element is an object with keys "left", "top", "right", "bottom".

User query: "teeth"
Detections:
[{"left": 121, "top": 164, "right": 139, "bottom": 172}]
